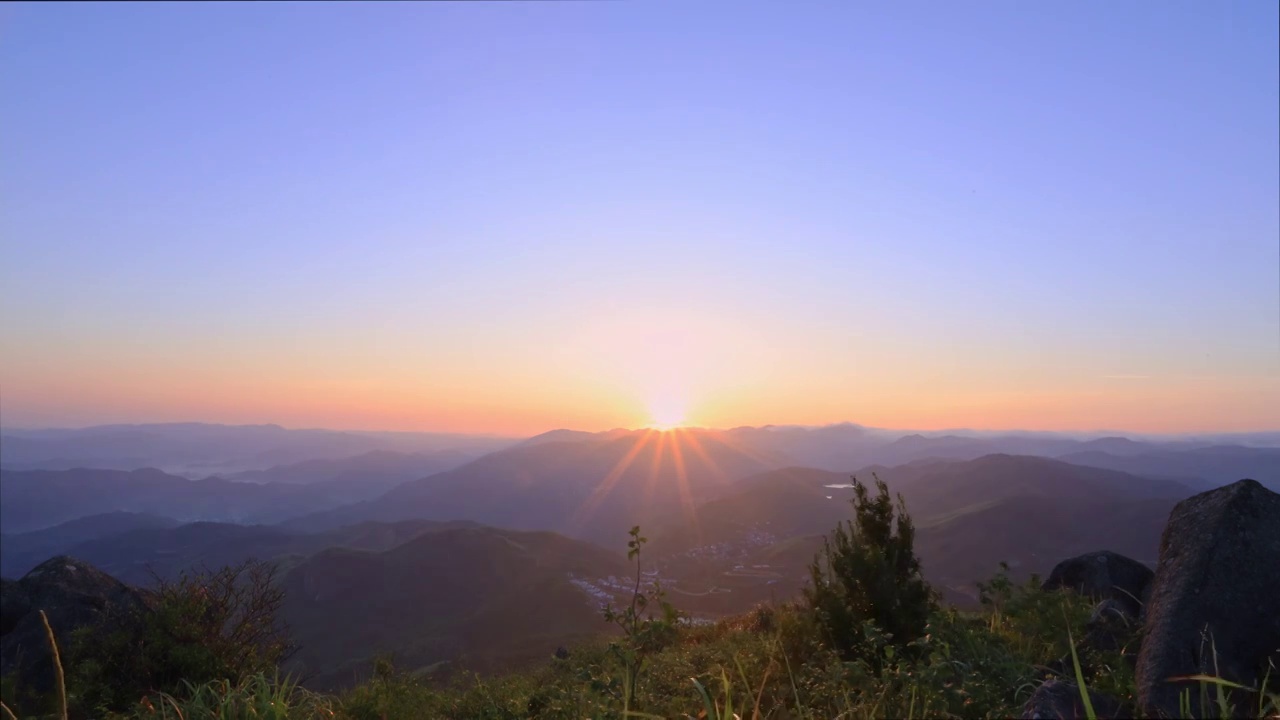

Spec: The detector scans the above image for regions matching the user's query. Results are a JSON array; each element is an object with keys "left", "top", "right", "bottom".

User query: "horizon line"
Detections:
[{"left": 3, "top": 419, "right": 1279, "bottom": 439}]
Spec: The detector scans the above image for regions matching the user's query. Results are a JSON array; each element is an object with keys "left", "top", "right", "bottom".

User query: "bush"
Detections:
[
  {"left": 803, "top": 475, "right": 934, "bottom": 662},
  {"left": 65, "top": 559, "right": 293, "bottom": 715}
]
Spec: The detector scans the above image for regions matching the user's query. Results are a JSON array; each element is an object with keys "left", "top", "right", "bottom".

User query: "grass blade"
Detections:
[
  {"left": 39, "top": 611, "right": 67, "bottom": 720},
  {"left": 692, "top": 677, "right": 717, "bottom": 718},
  {"left": 1066, "top": 620, "right": 1098, "bottom": 720}
]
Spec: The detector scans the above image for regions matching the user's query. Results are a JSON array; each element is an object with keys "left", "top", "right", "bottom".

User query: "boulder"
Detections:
[
  {"left": 0, "top": 556, "right": 151, "bottom": 701},
  {"left": 1, "top": 577, "right": 32, "bottom": 635},
  {"left": 1021, "top": 679, "right": 1128, "bottom": 719},
  {"left": 1042, "top": 551, "right": 1153, "bottom": 618},
  {"left": 1135, "top": 479, "right": 1280, "bottom": 719}
]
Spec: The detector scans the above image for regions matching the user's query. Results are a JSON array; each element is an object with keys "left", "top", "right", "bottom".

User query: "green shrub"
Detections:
[
  {"left": 65, "top": 559, "right": 293, "bottom": 715},
  {"left": 804, "top": 475, "right": 935, "bottom": 663}
]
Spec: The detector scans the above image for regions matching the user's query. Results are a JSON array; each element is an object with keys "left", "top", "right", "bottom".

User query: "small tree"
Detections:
[
  {"left": 804, "top": 475, "right": 934, "bottom": 661},
  {"left": 600, "top": 526, "right": 682, "bottom": 713}
]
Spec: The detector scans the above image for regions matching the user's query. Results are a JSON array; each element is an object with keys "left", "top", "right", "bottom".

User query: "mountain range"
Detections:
[{"left": 0, "top": 423, "right": 515, "bottom": 477}]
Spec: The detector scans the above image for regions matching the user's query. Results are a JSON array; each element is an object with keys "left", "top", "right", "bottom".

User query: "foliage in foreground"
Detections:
[
  {"left": 71, "top": 559, "right": 293, "bottom": 717},
  {"left": 1, "top": 559, "right": 293, "bottom": 719},
  {"left": 805, "top": 475, "right": 935, "bottom": 664}
]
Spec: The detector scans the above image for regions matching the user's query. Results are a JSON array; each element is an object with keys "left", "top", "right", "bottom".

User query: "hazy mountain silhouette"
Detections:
[
  {"left": 0, "top": 512, "right": 180, "bottom": 577},
  {"left": 712, "top": 424, "right": 1279, "bottom": 476},
  {"left": 1055, "top": 445, "right": 1280, "bottom": 489},
  {"left": 286, "top": 428, "right": 789, "bottom": 546},
  {"left": 0, "top": 423, "right": 515, "bottom": 477},
  {"left": 0, "top": 468, "right": 369, "bottom": 533},
  {"left": 217, "top": 449, "right": 476, "bottom": 503}
]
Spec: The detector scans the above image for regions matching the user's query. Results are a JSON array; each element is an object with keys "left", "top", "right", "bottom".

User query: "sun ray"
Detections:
[
  {"left": 570, "top": 429, "right": 656, "bottom": 531},
  {"left": 641, "top": 429, "right": 668, "bottom": 510},
  {"left": 705, "top": 431, "right": 784, "bottom": 469},
  {"left": 681, "top": 430, "right": 731, "bottom": 486},
  {"left": 669, "top": 428, "right": 701, "bottom": 541}
]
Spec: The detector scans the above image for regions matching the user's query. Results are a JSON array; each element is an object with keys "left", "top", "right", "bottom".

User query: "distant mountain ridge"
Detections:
[
  {"left": 0, "top": 512, "right": 181, "bottom": 577},
  {"left": 0, "top": 467, "right": 365, "bottom": 534},
  {"left": 5, "top": 420, "right": 1275, "bottom": 484},
  {"left": 1, "top": 422, "right": 517, "bottom": 477}
]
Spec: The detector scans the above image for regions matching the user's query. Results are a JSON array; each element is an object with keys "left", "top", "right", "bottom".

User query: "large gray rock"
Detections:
[
  {"left": 1042, "top": 551, "right": 1153, "bottom": 618},
  {"left": 0, "top": 556, "right": 151, "bottom": 701},
  {"left": 1021, "top": 679, "right": 1128, "bottom": 719},
  {"left": 1136, "top": 479, "right": 1280, "bottom": 719}
]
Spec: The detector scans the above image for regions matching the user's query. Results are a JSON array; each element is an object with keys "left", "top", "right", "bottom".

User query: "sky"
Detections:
[{"left": 1, "top": 1, "right": 1277, "bottom": 436}]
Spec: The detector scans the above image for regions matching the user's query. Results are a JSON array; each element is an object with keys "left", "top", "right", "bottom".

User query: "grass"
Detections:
[
  {"left": 6, "top": 584, "right": 1278, "bottom": 719},
  {"left": 127, "top": 675, "right": 336, "bottom": 720}
]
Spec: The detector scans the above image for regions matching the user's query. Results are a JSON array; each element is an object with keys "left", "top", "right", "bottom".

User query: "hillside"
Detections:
[
  {"left": 287, "top": 428, "right": 789, "bottom": 547},
  {"left": 913, "top": 494, "right": 1177, "bottom": 601},
  {"left": 646, "top": 455, "right": 1194, "bottom": 612},
  {"left": 279, "top": 526, "right": 628, "bottom": 688},
  {"left": 881, "top": 453, "right": 1191, "bottom": 520},
  {"left": 32, "top": 519, "right": 477, "bottom": 586}
]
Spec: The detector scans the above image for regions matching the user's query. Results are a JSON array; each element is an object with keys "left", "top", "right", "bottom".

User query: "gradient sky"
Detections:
[{"left": 2, "top": 1, "right": 1277, "bottom": 435}]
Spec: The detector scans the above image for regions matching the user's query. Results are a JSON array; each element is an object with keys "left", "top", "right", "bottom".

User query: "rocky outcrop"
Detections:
[
  {"left": 0, "top": 578, "right": 32, "bottom": 635},
  {"left": 1020, "top": 679, "right": 1128, "bottom": 719},
  {"left": 1042, "top": 551, "right": 1153, "bottom": 619},
  {"left": 1135, "top": 479, "right": 1280, "bottom": 719},
  {"left": 0, "top": 556, "right": 151, "bottom": 699}
]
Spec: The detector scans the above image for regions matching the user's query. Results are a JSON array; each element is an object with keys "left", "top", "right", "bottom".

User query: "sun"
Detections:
[{"left": 646, "top": 393, "right": 687, "bottom": 430}]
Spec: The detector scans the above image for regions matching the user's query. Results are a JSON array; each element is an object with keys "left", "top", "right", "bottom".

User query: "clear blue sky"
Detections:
[{"left": 2, "top": 1, "right": 1277, "bottom": 434}]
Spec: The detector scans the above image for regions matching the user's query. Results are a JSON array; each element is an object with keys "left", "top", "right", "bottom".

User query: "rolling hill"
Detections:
[
  {"left": 279, "top": 526, "right": 628, "bottom": 689},
  {"left": 647, "top": 455, "right": 1196, "bottom": 611},
  {"left": 27, "top": 518, "right": 478, "bottom": 586}
]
